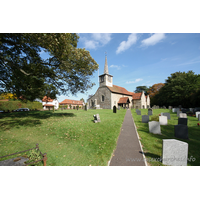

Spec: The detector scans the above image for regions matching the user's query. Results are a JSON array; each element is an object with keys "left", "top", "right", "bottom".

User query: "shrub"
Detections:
[{"left": 150, "top": 115, "right": 159, "bottom": 121}]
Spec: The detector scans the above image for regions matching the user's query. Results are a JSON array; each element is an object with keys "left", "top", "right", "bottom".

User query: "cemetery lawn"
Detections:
[
  {"left": 0, "top": 109, "right": 126, "bottom": 166},
  {"left": 131, "top": 109, "right": 200, "bottom": 166}
]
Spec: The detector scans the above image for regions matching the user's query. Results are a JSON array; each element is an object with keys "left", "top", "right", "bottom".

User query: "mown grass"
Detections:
[
  {"left": 131, "top": 109, "right": 200, "bottom": 166},
  {"left": 0, "top": 109, "right": 126, "bottom": 166}
]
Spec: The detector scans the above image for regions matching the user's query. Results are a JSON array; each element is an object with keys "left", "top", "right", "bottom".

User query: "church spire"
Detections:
[{"left": 104, "top": 53, "right": 109, "bottom": 74}]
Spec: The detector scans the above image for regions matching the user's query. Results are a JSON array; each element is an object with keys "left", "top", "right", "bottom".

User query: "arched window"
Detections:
[{"left": 102, "top": 95, "right": 104, "bottom": 102}]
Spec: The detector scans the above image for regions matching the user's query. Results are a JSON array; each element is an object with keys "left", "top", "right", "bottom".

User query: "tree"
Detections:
[
  {"left": 151, "top": 71, "right": 200, "bottom": 107},
  {"left": 148, "top": 83, "right": 165, "bottom": 98},
  {"left": 134, "top": 86, "right": 149, "bottom": 95},
  {"left": 0, "top": 33, "right": 98, "bottom": 102},
  {"left": 80, "top": 98, "right": 85, "bottom": 103}
]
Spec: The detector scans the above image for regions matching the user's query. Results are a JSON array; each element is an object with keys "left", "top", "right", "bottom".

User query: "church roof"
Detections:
[
  {"left": 107, "top": 85, "right": 133, "bottom": 96},
  {"left": 118, "top": 97, "right": 130, "bottom": 104},
  {"left": 59, "top": 99, "right": 83, "bottom": 105},
  {"left": 132, "top": 93, "right": 142, "bottom": 99}
]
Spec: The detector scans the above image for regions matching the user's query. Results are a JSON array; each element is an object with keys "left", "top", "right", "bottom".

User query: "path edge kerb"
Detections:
[{"left": 130, "top": 111, "right": 148, "bottom": 166}]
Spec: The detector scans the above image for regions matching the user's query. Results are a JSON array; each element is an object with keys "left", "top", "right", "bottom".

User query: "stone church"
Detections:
[{"left": 87, "top": 56, "right": 150, "bottom": 109}]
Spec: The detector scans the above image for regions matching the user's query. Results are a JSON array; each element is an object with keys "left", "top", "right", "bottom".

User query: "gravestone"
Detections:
[
  {"left": 162, "top": 139, "right": 188, "bottom": 166},
  {"left": 148, "top": 121, "right": 161, "bottom": 134},
  {"left": 172, "top": 108, "right": 177, "bottom": 113},
  {"left": 198, "top": 115, "right": 200, "bottom": 121},
  {"left": 159, "top": 116, "right": 168, "bottom": 125},
  {"left": 148, "top": 110, "right": 153, "bottom": 116},
  {"left": 174, "top": 124, "right": 189, "bottom": 139},
  {"left": 113, "top": 105, "right": 117, "bottom": 113},
  {"left": 136, "top": 110, "right": 141, "bottom": 115},
  {"left": 85, "top": 105, "right": 87, "bottom": 111},
  {"left": 179, "top": 113, "right": 187, "bottom": 118},
  {"left": 195, "top": 111, "right": 200, "bottom": 118},
  {"left": 118, "top": 106, "right": 120, "bottom": 110},
  {"left": 163, "top": 113, "right": 171, "bottom": 120},
  {"left": 177, "top": 110, "right": 182, "bottom": 117},
  {"left": 168, "top": 106, "right": 172, "bottom": 110},
  {"left": 142, "top": 115, "right": 149, "bottom": 123},
  {"left": 178, "top": 118, "right": 188, "bottom": 125},
  {"left": 93, "top": 114, "right": 101, "bottom": 123},
  {"left": 181, "top": 108, "right": 189, "bottom": 113}
]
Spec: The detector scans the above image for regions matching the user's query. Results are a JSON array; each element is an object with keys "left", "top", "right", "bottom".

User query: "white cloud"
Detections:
[
  {"left": 80, "top": 33, "right": 112, "bottom": 49},
  {"left": 141, "top": 33, "right": 166, "bottom": 47},
  {"left": 110, "top": 65, "right": 121, "bottom": 70},
  {"left": 126, "top": 78, "right": 143, "bottom": 84},
  {"left": 116, "top": 33, "right": 138, "bottom": 54},
  {"left": 176, "top": 56, "right": 200, "bottom": 66}
]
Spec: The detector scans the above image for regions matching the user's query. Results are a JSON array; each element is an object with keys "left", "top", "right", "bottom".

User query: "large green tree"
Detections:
[
  {"left": 152, "top": 71, "right": 200, "bottom": 107},
  {"left": 134, "top": 86, "right": 149, "bottom": 95},
  {"left": 0, "top": 33, "right": 98, "bottom": 101}
]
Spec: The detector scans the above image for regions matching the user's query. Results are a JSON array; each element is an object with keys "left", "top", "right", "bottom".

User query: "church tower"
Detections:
[{"left": 99, "top": 55, "right": 113, "bottom": 87}]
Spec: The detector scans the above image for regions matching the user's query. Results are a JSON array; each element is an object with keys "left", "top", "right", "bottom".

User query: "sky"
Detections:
[{"left": 56, "top": 33, "right": 200, "bottom": 103}]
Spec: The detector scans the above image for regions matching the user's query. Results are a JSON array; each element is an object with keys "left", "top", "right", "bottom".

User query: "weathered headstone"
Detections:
[
  {"left": 198, "top": 115, "right": 200, "bottom": 121},
  {"left": 85, "top": 105, "right": 87, "bottom": 111},
  {"left": 172, "top": 108, "right": 178, "bottom": 113},
  {"left": 174, "top": 124, "right": 189, "bottom": 139},
  {"left": 113, "top": 105, "right": 117, "bottom": 113},
  {"left": 162, "top": 139, "right": 188, "bottom": 166},
  {"left": 179, "top": 113, "right": 187, "bottom": 118},
  {"left": 136, "top": 110, "right": 141, "bottom": 115},
  {"left": 118, "top": 106, "right": 120, "bottom": 110},
  {"left": 168, "top": 106, "right": 172, "bottom": 110},
  {"left": 189, "top": 108, "right": 194, "bottom": 112},
  {"left": 163, "top": 113, "right": 171, "bottom": 120},
  {"left": 177, "top": 110, "right": 182, "bottom": 117},
  {"left": 178, "top": 118, "right": 188, "bottom": 125},
  {"left": 159, "top": 116, "right": 168, "bottom": 125},
  {"left": 93, "top": 114, "right": 101, "bottom": 123},
  {"left": 195, "top": 111, "right": 200, "bottom": 118},
  {"left": 148, "top": 110, "right": 153, "bottom": 116},
  {"left": 142, "top": 115, "right": 149, "bottom": 123},
  {"left": 148, "top": 121, "right": 161, "bottom": 134}
]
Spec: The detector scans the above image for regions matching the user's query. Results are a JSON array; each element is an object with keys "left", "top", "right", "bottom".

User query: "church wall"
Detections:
[
  {"left": 133, "top": 99, "right": 142, "bottom": 109},
  {"left": 141, "top": 92, "right": 147, "bottom": 109}
]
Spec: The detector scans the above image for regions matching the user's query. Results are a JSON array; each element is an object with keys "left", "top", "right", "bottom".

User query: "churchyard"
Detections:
[
  {"left": 0, "top": 109, "right": 126, "bottom": 166},
  {"left": 131, "top": 108, "right": 200, "bottom": 166}
]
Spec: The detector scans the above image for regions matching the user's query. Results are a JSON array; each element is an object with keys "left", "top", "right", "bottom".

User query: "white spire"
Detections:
[{"left": 104, "top": 54, "right": 109, "bottom": 74}]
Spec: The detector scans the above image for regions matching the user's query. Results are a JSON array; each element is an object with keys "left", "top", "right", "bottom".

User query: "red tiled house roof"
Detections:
[
  {"left": 42, "top": 96, "right": 54, "bottom": 102},
  {"left": 132, "top": 93, "right": 142, "bottom": 100},
  {"left": 43, "top": 104, "right": 54, "bottom": 107},
  {"left": 59, "top": 99, "right": 83, "bottom": 105}
]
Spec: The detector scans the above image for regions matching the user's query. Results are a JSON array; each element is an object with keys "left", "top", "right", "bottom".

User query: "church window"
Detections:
[
  {"left": 108, "top": 76, "right": 111, "bottom": 82},
  {"left": 100, "top": 76, "right": 104, "bottom": 82},
  {"left": 102, "top": 95, "right": 104, "bottom": 102}
]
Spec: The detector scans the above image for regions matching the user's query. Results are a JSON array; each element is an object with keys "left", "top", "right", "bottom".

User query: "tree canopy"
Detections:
[
  {"left": 150, "top": 71, "right": 200, "bottom": 107},
  {"left": 134, "top": 86, "right": 149, "bottom": 95},
  {"left": 0, "top": 33, "right": 98, "bottom": 101}
]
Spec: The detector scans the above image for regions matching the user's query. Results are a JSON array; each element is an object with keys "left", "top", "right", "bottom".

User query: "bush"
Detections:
[{"left": 150, "top": 115, "right": 159, "bottom": 121}]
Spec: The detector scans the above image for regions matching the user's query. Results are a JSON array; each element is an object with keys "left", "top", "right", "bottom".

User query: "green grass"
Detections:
[
  {"left": 131, "top": 109, "right": 200, "bottom": 166},
  {"left": 0, "top": 109, "right": 126, "bottom": 166}
]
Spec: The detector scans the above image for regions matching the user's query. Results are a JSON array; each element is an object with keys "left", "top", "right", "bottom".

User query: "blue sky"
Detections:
[{"left": 57, "top": 33, "right": 200, "bottom": 103}]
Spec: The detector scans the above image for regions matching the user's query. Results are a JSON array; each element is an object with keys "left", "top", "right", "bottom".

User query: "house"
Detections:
[
  {"left": 59, "top": 99, "right": 84, "bottom": 109},
  {"left": 42, "top": 96, "right": 59, "bottom": 110},
  {"left": 87, "top": 56, "right": 150, "bottom": 109}
]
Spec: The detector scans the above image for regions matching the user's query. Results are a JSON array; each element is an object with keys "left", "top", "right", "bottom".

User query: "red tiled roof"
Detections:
[
  {"left": 132, "top": 93, "right": 142, "bottom": 100},
  {"left": 43, "top": 104, "right": 54, "bottom": 107},
  {"left": 118, "top": 97, "right": 130, "bottom": 104},
  {"left": 59, "top": 99, "right": 83, "bottom": 105},
  {"left": 107, "top": 85, "right": 133, "bottom": 96},
  {"left": 42, "top": 96, "right": 54, "bottom": 102}
]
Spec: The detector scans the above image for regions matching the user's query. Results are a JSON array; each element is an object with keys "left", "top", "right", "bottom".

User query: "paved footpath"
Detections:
[{"left": 109, "top": 109, "right": 146, "bottom": 166}]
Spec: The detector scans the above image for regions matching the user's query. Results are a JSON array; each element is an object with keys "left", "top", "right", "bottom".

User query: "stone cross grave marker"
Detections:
[
  {"left": 93, "top": 114, "right": 101, "bottom": 123},
  {"left": 148, "top": 121, "right": 161, "bottom": 134},
  {"left": 142, "top": 115, "right": 149, "bottom": 123},
  {"left": 195, "top": 111, "right": 200, "bottom": 118},
  {"left": 113, "top": 105, "right": 117, "bottom": 113},
  {"left": 178, "top": 118, "right": 188, "bottom": 126},
  {"left": 163, "top": 112, "right": 171, "bottom": 120},
  {"left": 162, "top": 139, "right": 188, "bottom": 166},
  {"left": 159, "top": 116, "right": 168, "bottom": 125},
  {"left": 179, "top": 113, "right": 187, "bottom": 118},
  {"left": 174, "top": 124, "right": 189, "bottom": 139}
]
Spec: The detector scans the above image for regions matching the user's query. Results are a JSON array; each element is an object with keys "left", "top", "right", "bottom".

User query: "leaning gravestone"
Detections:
[
  {"left": 174, "top": 124, "right": 189, "bottom": 139},
  {"left": 148, "top": 121, "right": 161, "bottom": 134},
  {"left": 142, "top": 115, "right": 149, "bottom": 123},
  {"left": 177, "top": 110, "right": 182, "bottom": 117},
  {"left": 159, "top": 116, "right": 168, "bottom": 125},
  {"left": 195, "top": 111, "right": 200, "bottom": 118},
  {"left": 113, "top": 105, "right": 117, "bottom": 113},
  {"left": 136, "top": 110, "right": 141, "bottom": 115},
  {"left": 178, "top": 118, "right": 188, "bottom": 125},
  {"left": 179, "top": 113, "right": 187, "bottom": 118},
  {"left": 162, "top": 139, "right": 188, "bottom": 166},
  {"left": 163, "top": 113, "right": 171, "bottom": 120},
  {"left": 93, "top": 114, "right": 101, "bottom": 123}
]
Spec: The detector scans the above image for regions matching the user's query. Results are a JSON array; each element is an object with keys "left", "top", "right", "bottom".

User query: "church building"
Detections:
[{"left": 87, "top": 56, "right": 150, "bottom": 109}]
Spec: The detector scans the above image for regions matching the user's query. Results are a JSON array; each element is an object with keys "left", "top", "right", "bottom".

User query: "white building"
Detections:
[{"left": 42, "top": 96, "right": 59, "bottom": 110}]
